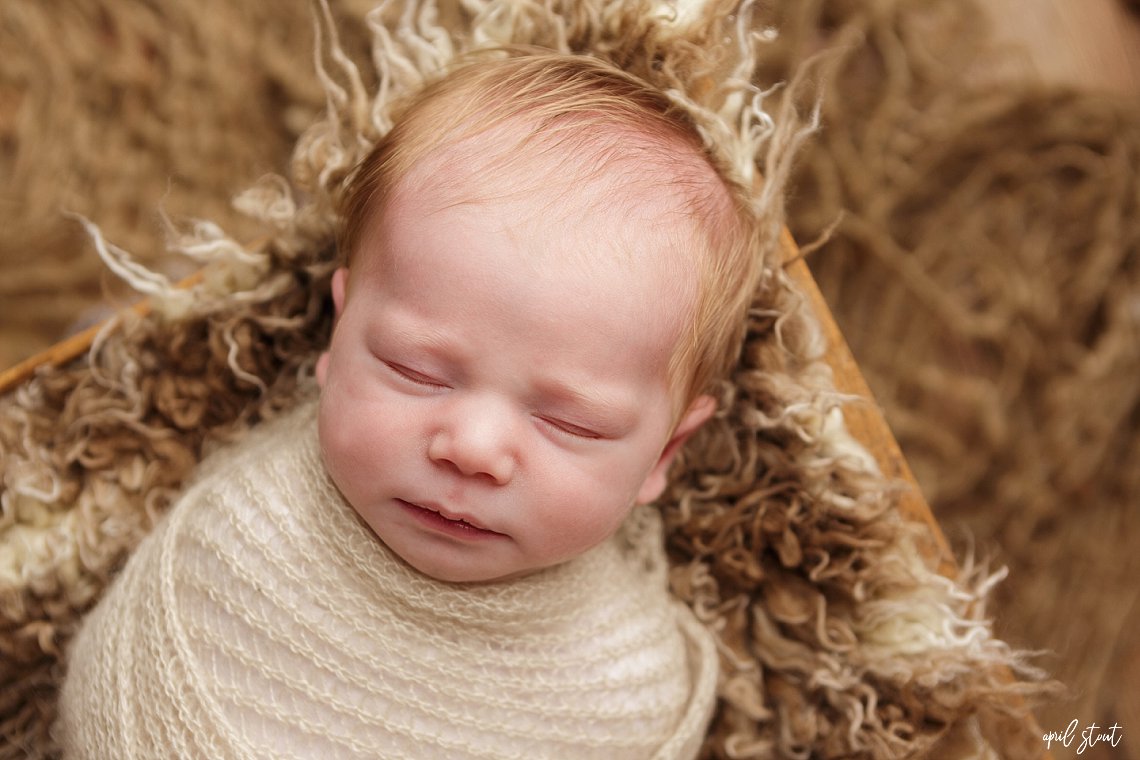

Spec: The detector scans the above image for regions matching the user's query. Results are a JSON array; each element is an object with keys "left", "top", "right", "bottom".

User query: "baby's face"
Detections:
[{"left": 316, "top": 156, "right": 712, "bottom": 583}]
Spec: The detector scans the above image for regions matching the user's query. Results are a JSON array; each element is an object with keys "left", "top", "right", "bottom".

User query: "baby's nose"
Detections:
[{"left": 428, "top": 398, "right": 516, "bottom": 484}]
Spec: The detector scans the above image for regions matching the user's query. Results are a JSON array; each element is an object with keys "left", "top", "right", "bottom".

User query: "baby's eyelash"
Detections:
[
  {"left": 385, "top": 362, "right": 447, "bottom": 388},
  {"left": 539, "top": 416, "right": 601, "bottom": 440}
]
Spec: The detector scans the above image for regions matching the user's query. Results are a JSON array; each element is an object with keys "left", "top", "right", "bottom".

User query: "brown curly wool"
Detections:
[
  {"left": 0, "top": 274, "right": 332, "bottom": 757},
  {"left": 1, "top": 1, "right": 1044, "bottom": 758}
]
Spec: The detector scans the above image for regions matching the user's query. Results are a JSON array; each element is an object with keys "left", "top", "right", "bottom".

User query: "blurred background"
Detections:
[{"left": 1, "top": 0, "right": 1137, "bottom": 757}]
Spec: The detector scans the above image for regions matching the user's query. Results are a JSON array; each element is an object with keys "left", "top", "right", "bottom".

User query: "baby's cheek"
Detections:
[
  {"left": 543, "top": 478, "right": 638, "bottom": 555},
  {"left": 318, "top": 397, "right": 374, "bottom": 481}
]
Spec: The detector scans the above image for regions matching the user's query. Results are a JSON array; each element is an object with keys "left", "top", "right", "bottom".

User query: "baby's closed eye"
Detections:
[
  {"left": 536, "top": 415, "right": 603, "bottom": 440},
  {"left": 383, "top": 360, "right": 449, "bottom": 390}
]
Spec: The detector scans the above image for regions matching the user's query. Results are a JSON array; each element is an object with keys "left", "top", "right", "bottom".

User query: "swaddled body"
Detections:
[{"left": 58, "top": 404, "right": 717, "bottom": 758}]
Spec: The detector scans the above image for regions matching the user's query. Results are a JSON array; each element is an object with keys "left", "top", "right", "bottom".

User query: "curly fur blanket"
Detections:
[{"left": 0, "top": 1, "right": 1047, "bottom": 757}]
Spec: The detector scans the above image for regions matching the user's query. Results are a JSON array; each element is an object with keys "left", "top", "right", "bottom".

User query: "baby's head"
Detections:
[{"left": 316, "top": 52, "right": 761, "bottom": 583}]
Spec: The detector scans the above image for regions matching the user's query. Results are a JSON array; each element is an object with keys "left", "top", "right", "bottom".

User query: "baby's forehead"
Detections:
[
  {"left": 395, "top": 114, "right": 713, "bottom": 251},
  {"left": 359, "top": 114, "right": 722, "bottom": 339}
]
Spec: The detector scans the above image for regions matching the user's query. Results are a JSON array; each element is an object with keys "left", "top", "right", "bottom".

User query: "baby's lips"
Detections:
[{"left": 402, "top": 498, "right": 506, "bottom": 535}]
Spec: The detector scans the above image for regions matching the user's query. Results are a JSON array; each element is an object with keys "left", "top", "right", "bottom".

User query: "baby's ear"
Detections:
[
  {"left": 636, "top": 394, "right": 716, "bottom": 505},
  {"left": 330, "top": 267, "right": 349, "bottom": 315},
  {"left": 316, "top": 268, "right": 349, "bottom": 388}
]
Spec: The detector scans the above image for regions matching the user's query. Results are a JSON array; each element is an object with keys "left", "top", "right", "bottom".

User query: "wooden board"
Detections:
[{"left": 780, "top": 230, "right": 957, "bottom": 576}]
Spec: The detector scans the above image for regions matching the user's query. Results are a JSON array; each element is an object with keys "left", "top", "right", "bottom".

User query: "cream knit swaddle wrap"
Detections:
[{"left": 57, "top": 402, "right": 718, "bottom": 759}]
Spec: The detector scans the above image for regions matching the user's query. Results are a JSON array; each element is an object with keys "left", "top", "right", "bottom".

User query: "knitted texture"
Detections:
[{"left": 55, "top": 399, "right": 718, "bottom": 759}]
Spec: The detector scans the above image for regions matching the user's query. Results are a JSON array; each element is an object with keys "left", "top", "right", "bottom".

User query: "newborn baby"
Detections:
[{"left": 58, "top": 51, "right": 767, "bottom": 759}]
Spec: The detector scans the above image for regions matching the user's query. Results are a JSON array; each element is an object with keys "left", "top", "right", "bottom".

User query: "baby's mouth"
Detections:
[{"left": 397, "top": 499, "right": 506, "bottom": 537}]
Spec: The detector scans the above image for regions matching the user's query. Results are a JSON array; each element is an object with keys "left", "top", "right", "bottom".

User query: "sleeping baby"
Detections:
[{"left": 57, "top": 50, "right": 769, "bottom": 759}]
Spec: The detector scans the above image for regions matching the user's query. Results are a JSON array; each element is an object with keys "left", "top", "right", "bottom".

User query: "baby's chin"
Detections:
[
  {"left": 397, "top": 552, "right": 539, "bottom": 585},
  {"left": 398, "top": 537, "right": 610, "bottom": 585},
  {"left": 369, "top": 530, "right": 531, "bottom": 584}
]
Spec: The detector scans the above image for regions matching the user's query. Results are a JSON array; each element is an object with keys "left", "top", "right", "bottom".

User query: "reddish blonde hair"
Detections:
[{"left": 337, "top": 51, "right": 763, "bottom": 411}]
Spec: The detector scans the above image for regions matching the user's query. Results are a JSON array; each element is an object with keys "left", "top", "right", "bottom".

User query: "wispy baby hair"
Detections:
[{"left": 337, "top": 49, "right": 764, "bottom": 409}]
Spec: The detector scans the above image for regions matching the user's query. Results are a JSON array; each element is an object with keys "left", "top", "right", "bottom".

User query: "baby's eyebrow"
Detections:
[
  {"left": 379, "top": 321, "right": 464, "bottom": 360},
  {"left": 535, "top": 380, "right": 639, "bottom": 428}
]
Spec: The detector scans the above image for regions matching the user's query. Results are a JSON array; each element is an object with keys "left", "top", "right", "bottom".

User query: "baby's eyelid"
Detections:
[
  {"left": 385, "top": 361, "right": 447, "bottom": 388},
  {"left": 540, "top": 415, "right": 602, "bottom": 440}
]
